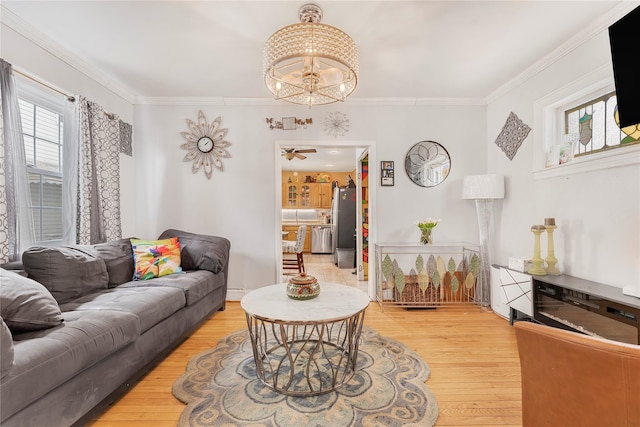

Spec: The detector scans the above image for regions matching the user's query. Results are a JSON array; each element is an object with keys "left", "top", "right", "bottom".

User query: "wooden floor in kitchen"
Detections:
[{"left": 89, "top": 257, "right": 522, "bottom": 426}]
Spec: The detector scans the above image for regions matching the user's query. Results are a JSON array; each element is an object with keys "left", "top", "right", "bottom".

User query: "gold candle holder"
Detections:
[
  {"left": 544, "top": 218, "right": 561, "bottom": 275},
  {"left": 528, "top": 225, "right": 547, "bottom": 275}
]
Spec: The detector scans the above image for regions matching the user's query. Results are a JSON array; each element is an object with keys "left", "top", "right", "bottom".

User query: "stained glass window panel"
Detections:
[{"left": 565, "top": 91, "right": 639, "bottom": 158}]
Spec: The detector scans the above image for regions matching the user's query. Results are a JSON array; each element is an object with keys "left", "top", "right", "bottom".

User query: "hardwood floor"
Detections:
[{"left": 88, "top": 299, "right": 522, "bottom": 426}]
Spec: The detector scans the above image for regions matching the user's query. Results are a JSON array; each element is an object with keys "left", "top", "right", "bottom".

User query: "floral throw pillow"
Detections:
[{"left": 131, "top": 237, "right": 183, "bottom": 280}]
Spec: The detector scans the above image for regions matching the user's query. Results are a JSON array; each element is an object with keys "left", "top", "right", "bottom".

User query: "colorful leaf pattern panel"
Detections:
[
  {"left": 395, "top": 267, "right": 406, "bottom": 294},
  {"left": 377, "top": 248, "right": 479, "bottom": 304},
  {"left": 382, "top": 255, "right": 393, "bottom": 281},
  {"left": 465, "top": 272, "right": 476, "bottom": 290},
  {"left": 415, "top": 254, "right": 424, "bottom": 274},
  {"left": 470, "top": 254, "right": 480, "bottom": 278}
]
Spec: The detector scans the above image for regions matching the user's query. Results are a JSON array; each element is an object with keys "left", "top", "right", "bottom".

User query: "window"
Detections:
[
  {"left": 533, "top": 66, "right": 640, "bottom": 179},
  {"left": 17, "top": 86, "right": 65, "bottom": 244},
  {"left": 564, "top": 91, "right": 640, "bottom": 158}
]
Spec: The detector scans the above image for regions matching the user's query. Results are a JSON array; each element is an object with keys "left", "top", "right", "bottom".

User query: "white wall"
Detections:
[
  {"left": 487, "top": 29, "right": 640, "bottom": 289},
  {"left": 0, "top": 23, "right": 137, "bottom": 238},
  {"left": 134, "top": 103, "right": 486, "bottom": 292},
  {"left": 5, "top": 11, "right": 637, "bottom": 294},
  {"left": 2, "top": 17, "right": 486, "bottom": 295}
]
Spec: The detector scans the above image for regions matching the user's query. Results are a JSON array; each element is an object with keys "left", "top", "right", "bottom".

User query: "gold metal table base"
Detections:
[{"left": 245, "top": 310, "right": 366, "bottom": 397}]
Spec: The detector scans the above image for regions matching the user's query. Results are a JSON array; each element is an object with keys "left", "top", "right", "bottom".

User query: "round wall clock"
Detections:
[
  {"left": 197, "top": 136, "right": 214, "bottom": 153},
  {"left": 180, "top": 110, "right": 231, "bottom": 179},
  {"left": 404, "top": 141, "right": 451, "bottom": 187}
]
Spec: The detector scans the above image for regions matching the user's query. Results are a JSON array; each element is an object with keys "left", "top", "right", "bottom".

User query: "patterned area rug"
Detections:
[{"left": 172, "top": 326, "right": 439, "bottom": 427}]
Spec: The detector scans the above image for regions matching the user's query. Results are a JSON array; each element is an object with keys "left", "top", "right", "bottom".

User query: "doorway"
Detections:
[{"left": 275, "top": 140, "right": 376, "bottom": 298}]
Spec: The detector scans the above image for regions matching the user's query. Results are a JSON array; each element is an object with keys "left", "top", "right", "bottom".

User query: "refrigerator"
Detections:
[{"left": 331, "top": 187, "right": 356, "bottom": 268}]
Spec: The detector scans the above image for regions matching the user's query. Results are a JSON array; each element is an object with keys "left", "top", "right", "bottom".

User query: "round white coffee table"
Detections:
[{"left": 241, "top": 283, "right": 370, "bottom": 396}]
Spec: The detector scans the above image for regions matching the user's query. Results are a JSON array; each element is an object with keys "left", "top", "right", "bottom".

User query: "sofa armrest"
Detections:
[{"left": 157, "top": 229, "right": 230, "bottom": 275}]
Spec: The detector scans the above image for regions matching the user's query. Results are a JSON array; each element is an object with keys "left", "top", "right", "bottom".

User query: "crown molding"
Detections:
[
  {"left": 1, "top": 5, "right": 136, "bottom": 104},
  {"left": 134, "top": 96, "right": 487, "bottom": 107},
  {"left": 486, "top": 1, "right": 640, "bottom": 104}
]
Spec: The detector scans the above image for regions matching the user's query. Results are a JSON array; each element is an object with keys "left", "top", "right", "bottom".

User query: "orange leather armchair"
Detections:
[{"left": 514, "top": 321, "right": 640, "bottom": 427}]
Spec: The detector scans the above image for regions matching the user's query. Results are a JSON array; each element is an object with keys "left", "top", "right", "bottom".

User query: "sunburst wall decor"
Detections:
[
  {"left": 180, "top": 111, "right": 231, "bottom": 179},
  {"left": 324, "top": 112, "right": 350, "bottom": 138}
]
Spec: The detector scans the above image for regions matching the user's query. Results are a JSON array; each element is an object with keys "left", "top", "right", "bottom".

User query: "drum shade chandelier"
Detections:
[{"left": 263, "top": 3, "right": 359, "bottom": 107}]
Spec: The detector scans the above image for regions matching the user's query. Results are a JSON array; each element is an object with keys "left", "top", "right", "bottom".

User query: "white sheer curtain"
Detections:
[
  {"left": 0, "top": 59, "right": 35, "bottom": 262},
  {"left": 62, "top": 98, "right": 79, "bottom": 245}
]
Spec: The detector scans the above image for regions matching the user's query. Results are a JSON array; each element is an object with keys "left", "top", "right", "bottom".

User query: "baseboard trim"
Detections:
[{"left": 226, "top": 288, "right": 247, "bottom": 301}]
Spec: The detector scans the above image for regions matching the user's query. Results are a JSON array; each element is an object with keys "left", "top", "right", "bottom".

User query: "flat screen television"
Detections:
[{"left": 608, "top": 6, "right": 640, "bottom": 128}]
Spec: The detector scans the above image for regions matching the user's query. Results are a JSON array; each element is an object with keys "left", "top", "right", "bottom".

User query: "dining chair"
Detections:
[{"left": 282, "top": 224, "right": 306, "bottom": 274}]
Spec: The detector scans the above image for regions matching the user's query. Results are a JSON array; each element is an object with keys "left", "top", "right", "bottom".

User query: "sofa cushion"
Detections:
[
  {"left": 93, "top": 238, "right": 135, "bottom": 287},
  {"left": 0, "top": 317, "right": 14, "bottom": 378},
  {"left": 0, "top": 309, "right": 140, "bottom": 422},
  {"left": 22, "top": 246, "right": 109, "bottom": 304},
  {"left": 59, "top": 286, "right": 186, "bottom": 333},
  {"left": 158, "top": 229, "right": 230, "bottom": 274},
  {"left": 0, "top": 269, "right": 63, "bottom": 332},
  {"left": 131, "top": 238, "right": 183, "bottom": 280},
  {"left": 118, "top": 269, "right": 225, "bottom": 306}
]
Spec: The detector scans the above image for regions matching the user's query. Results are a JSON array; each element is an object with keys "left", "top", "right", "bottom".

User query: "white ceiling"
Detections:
[
  {"left": 2, "top": 1, "right": 635, "bottom": 171},
  {"left": 1, "top": 0, "right": 630, "bottom": 101}
]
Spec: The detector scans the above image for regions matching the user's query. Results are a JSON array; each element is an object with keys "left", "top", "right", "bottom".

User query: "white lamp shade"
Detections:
[{"left": 462, "top": 174, "right": 505, "bottom": 199}]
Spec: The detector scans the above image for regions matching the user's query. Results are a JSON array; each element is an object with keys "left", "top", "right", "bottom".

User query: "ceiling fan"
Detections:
[{"left": 281, "top": 147, "right": 317, "bottom": 160}]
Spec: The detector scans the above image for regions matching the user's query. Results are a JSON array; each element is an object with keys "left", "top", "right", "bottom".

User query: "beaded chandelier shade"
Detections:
[{"left": 263, "top": 3, "right": 359, "bottom": 107}]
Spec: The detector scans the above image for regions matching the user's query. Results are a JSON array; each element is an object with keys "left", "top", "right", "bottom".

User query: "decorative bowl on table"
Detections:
[{"left": 287, "top": 272, "right": 320, "bottom": 300}]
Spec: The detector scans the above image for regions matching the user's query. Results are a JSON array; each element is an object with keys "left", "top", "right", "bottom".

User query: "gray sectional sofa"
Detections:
[{"left": 0, "top": 229, "right": 230, "bottom": 427}]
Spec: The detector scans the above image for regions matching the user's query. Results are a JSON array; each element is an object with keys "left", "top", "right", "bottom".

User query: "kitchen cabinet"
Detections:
[
  {"left": 282, "top": 225, "right": 312, "bottom": 253},
  {"left": 282, "top": 183, "right": 312, "bottom": 208},
  {"left": 281, "top": 172, "right": 354, "bottom": 209},
  {"left": 316, "top": 183, "right": 332, "bottom": 208}
]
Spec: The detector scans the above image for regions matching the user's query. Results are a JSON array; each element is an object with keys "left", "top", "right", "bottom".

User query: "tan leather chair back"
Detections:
[{"left": 514, "top": 321, "right": 640, "bottom": 427}]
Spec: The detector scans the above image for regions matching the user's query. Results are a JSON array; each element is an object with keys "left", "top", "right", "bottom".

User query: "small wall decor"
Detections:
[
  {"left": 180, "top": 110, "right": 231, "bottom": 180},
  {"left": 119, "top": 119, "right": 133, "bottom": 156},
  {"left": 405, "top": 141, "right": 451, "bottom": 187},
  {"left": 323, "top": 112, "right": 350, "bottom": 138},
  {"left": 266, "top": 117, "right": 313, "bottom": 130},
  {"left": 381, "top": 161, "right": 394, "bottom": 186},
  {"left": 494, "top": 112, "right": 531, "bottom": 160}
]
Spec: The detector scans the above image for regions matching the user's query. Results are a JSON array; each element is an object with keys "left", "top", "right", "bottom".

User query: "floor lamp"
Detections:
[{"left": 463, "top": 174, "right": 505, "bottom": 309}]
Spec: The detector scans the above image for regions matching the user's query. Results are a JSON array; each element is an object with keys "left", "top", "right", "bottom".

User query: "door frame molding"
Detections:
[{"left": 275, "top": 139, "right": 377, "bottom": 299}]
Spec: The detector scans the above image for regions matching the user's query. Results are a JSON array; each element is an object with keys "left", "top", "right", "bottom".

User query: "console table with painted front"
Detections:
[
  {"left": 375, "top": 242, "right": 481, "bottom": 309},
  {"left": 240, "top": 283, "right": 370, "bottom": 397}
]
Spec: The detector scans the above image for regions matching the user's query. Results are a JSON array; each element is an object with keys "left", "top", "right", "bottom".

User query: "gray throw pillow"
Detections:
[
  {"left": 0, "top": 316, "right": 15, "bottom": 378},
  {"left": 158, "top": 229, "right": 230, "bottom": 274},
  {"left": 22, "top": 246, "right": 109, "bottom": 304},
  {"left": 0, "top": 269, "right": 63, "bottom": 333},
  {"left": 93, "top": 238, "right": 135, "bottom": 287}
]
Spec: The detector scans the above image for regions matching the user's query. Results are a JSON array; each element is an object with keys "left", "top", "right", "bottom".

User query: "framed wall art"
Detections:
[
  {"left": 381, "top": 161, "right": 394, "bottom": 186},
  {"left": 282, "top": 117, "right": 296, "bottom": 130}
]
